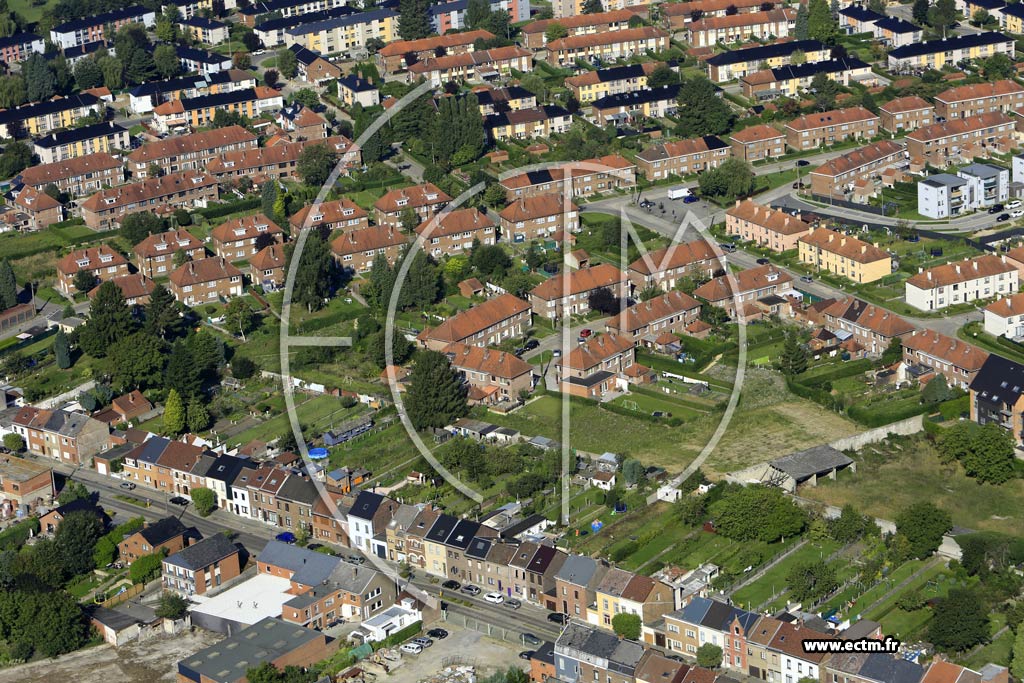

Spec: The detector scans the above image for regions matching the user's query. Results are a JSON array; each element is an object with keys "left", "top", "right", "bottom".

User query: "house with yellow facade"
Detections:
[
  {"left": 798, "top": 227, "right": 892, "bottom": 284},
  {"left": 0, "top": 93, "right": 103, "bottom": 138},
  {"left": 888, "top": 31, "right": 1014, "bottom": 72},
  {"left": 283, "top": 7, "right": 396, "bottom": 55},
  {"left": 706, "top": 39, "right": 830, "bottom": 82}
]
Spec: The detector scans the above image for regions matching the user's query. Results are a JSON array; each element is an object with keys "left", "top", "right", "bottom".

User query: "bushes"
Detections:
[
  {"left": 0, "top": 518, "right": 40, "bottom": 551},
  {"left": 847, "top": 397, "right": 929, "bottom": 427},
  {"left": 938, "top": 395, "right": 969, "bottom": 420},
  {"left": 799, "top": 359, "right": 873, "bottom": 387},
  {"left": 129, "top": 551, "right": 166, "bottom": 584},
  {"left": 374, "top": 621, "right": 421, "bottom": 649}
]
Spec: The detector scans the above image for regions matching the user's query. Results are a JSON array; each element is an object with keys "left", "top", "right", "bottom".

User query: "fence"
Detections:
[
  {"left": 97, "top": 581, "right": 144, "bottom": 608},
  {"left": 807, "top": 194, "right": 893, "bottom": 217},
  {"left": 443, "top": 612, "right": 532, "bottom": 645}
]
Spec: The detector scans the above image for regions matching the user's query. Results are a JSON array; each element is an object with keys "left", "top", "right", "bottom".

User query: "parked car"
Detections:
[
  {"left": 524, "top": 339, "right": 540, "bottom": 351},
  {"left": 756, "top": 258, "right": 770, "bottom": 265},
  {"left": 485, "top": 592, "right": 505, "bottom": 604},
  {"left": 348, "top": 555, "right": 365, "bottom": 564},
  {"left": 547, "top": 612, "right": 569, "bottom": 625},
  {"left": 275, "top": 532, "right": 296, "bottom": 544},
  {"left": 796, "top": 159, "right": 810, "bottom": 167},
  {"left": 682, "top": 194, "right": 698, "bottom": 204},
  {"left": 998, "top": 213, "right": 1011, "bottom": 222},
  {"left": 461, "top": 584, "right": 481, "bottom": 596},
  {"left": 800, "top": 275, "right": 814, "bottom": 283},
  {"left": 718, "top": 243, "right": 736, "bottom": 252},
  {"left": 989, "top": 204, "right": 1004, "bottom": 214},
  {"left": 579, "top": 328, "right": 593, "bottom": 338},
  {"left": 1012, "top": 210, "right": 1024, "bottom": 219},
  {"left": 521, "top": 633, "right": 542, "bottom": 647},
  {"left": 412, "top": 637, "right": 433, "bottom": 648},
  {"left": 427, "top": 628, "right": 449, "bottom": 639},
  {"left": 519, "top": 651, "right": 534, "bottom": 660},
  {"left": 505, "top": 598, "right": 522, "bottom": 610},
  {"left": 441, "top": 580, "right": 461, "bottom": 590},
  {"left": 1008, "top": 200, "right": 1022, "bottom": 209},
  {"left": 169, "top": 496, "right": 189, "bottom": 506},
  {"left": 400, "top": 643, "right": 423, "bottom": 655},
  {"left": 119, "top": 481, "right": 136, "bottom": 490}
]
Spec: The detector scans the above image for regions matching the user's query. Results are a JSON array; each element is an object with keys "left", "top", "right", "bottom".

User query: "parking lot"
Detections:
[{"left": 376, "top": 624, "right": 529, "bottom": 682}]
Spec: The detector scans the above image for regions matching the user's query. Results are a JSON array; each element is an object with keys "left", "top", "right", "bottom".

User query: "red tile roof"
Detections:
[
  {"left": 169, "top": 257, "right": 242, "bottom": 287},
  {"left": 374, "top": 183, "right": 452, "bottom": 214},
  {"left": 57, "top": 245, "right": 128, "bottom": 275},
  {"left": 423, "top": 293, "right": 531, "bottom": 344},
  {"left": 906, "top": 254, "right": 1015, "bottom": 290},
  {"left": 530, "top": 263, "right": 627, "bottom": 301}
]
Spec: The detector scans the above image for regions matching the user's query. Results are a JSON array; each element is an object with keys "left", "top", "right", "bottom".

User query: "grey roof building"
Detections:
[
  {"left": 163, "top": 533, "right": 239, "bottom": 571},
  {"left": 555, "top": 620, "right": 644, "bottom": 683},
  {"left": 762, "top": 445, "right": 855, "bottom": 492},
  {"left": 256, "top": 539, "right": 339, "bottom": 586}
]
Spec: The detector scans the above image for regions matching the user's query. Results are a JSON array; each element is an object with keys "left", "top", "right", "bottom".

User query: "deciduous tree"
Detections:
[
  {"left": 191, "top": 487, "right": 216, "bottom": 517},
  {"left": 929, "top": 588, "right": 988, "bottom": 651},
  {"left": 405, "top": 350, "right": 468, "bottom": 430},
  {"left": 895, "top": 502, "right": 951, "bottom": 559}
]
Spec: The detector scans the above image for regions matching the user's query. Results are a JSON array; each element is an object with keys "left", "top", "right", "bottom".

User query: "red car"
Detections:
[{"left": 580, "top": 328, "right": 593, "bottom": 338}]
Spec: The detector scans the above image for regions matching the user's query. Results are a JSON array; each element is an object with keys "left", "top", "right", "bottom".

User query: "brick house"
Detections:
[
  {"left": 934, "top": 79, "right": 1024, "bottom": 120},
  {"left": 124, "top": 125, "right": 258, "bottom": 179},
  {"left": 330, "top": 225, "right": 410, "bottom": 273},
  {"left": 521, "top": 9, "right": 638, "bottom": 48},
  {"left": 627, "top": 240, "right": 721, "bottom": 292},
  {"left": 79, "top": 170, "right": 219, "bottom": 231},
  {"left": 500, "top": 154, "right": 636, "bottom": 199},
  {"left": 133, "top": 229, "right": 205, "bottom": 279},
  {"left": 0, "top": 457, "right": 53, "bottom": 508},
  {"left": 604, "top": 290, "right": 701, "bottom": 343},
  {"left": 19, "top": 153, "right": 124, "bottom": 196},
  {"left": 809, "top": 139, "right": 905, "bottom": 198},
  {"left": 210, "top": 213, "right": 285, "bottom": 262},
  {"left": 547, "top": 26, "right": 670, "bottom": 66},
  {"left": 729, "top": 125, "right": 786, "bottom": 162},
  {"left": 798, "top": 227, "right": 893, "bottom": 284},
  {"left": 685, "top": 8, "right": 796, "bottom": 48},
  {"left": 784, "top": 106, "right": 880, "bottom": 152},
  {"left": 498, "top": 194, "right": 579, "bottom": 242},
  {"left": 407, "top": 45, "right": 533, "bottom": 87},
  {"left": 635, "top": 136, "right": 731, "bottom": 181},
  {"left": 693, "top": 264, "right": 795, "bottom": 320},
  {"left": 373, "top": 183, "right": 452, "bottom": 228},
  {"left": 556, "top": 333, "right": 636, "bottom": 398},
  {"left": 901, "top": 329, "right": 988, "bottom": 390},
  {"left": 87, "top": 273, "right": 155, "bottom": 307},
  {"left": 821, "top": 298, "right": 915, "bottom": 357},
  {"left": 415, "top": 208, "right": 495, "bottom": 258},
  {"left": 162, "top": 534, "right": 241, "bottom": 596},
  {"left": 118, "top": 516, "right": 190, "bottom": 565},
  {"left": 443, "top": 342, "right": 535, "bottom": 404},
  {"left": 420, "top": 293, "right": 532, "bottom": 350},
  {"left": 289, "top": 198, "right": 368, "bottom": 233},
  {"left": 375, "top": 29, "right": 494, "bottom": 73},
  {"left": 726, "top": 199, "right": 812, "bottom": 252},
  {"left": 250, "top": 244, "right": 287, "bottom": 290},
  {"left": 551, "top": 555, "right": 609, "bottom": 621},
  {"left": 879, "top": 96, "right": 935, "bottom": 133},
  {"left": 168, "top": 257, "right": 243, "bottom": 306},
  {"left": 11, "top": 186, "right": 64, "bottom": 230},
  {"left": 905, "top": 112, "right": 1015, "bottom": 166},
  {"left": 10, "top": 406, "right": 110, "bottom": 465},
  {"left": 56, "top": 245, "right": 130, "bottom": 295},
  {"left": 530, "top": 263, "right": 628, "bottom": 320}
]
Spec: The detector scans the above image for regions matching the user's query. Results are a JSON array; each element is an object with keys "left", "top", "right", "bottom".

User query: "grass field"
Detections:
[
  {"left": 9, "top": 0, "right": 59, "bottom": 24},
  {"left": 226, "top": 395, "right": 365, "bottom": 446},
  {"left": 730, "top": 540, "right": 841, "bottom": 610},
  {"left": 801, "top": 436, "right": 1024, "bottom": 535}
]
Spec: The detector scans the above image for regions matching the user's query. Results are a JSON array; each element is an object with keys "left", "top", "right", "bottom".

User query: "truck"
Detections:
[{"left": 667, "top": 186, "right": 692, "bottom": 200}]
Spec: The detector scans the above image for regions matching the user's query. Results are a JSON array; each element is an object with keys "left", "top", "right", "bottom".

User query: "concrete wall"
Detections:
[{"left": 827, "top": 414, "right": 924, "bottom": 451}]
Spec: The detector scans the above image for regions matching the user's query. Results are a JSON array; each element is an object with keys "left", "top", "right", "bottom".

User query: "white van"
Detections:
[{"left": 667, "top": 186, "right": 692, "bottom": 200}]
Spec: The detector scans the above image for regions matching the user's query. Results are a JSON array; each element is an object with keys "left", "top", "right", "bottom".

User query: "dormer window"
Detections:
[
  {"left": 396, "top": 199, "right": 408, "bottom": 207},
  {"left": 342, "top": 208, "right": 354, "bottom": 216},
  {"left": 233, "top": 228, "right": 246, "bottom": 237},
  {"left": 256, "top": 224, "right": 267, "bottom": 232},
  {"left": 426, "top": 193, "right": 438, "bottom": 200},
  {"left": 76, "top": 259, "right": 90, "bottom": 268},
  {"left": 104, "top": 197, "right": 116, "bottom": 205},
  {"left": 155, "top": 243, "right": 168, "bottom": 251},
  {"left": 311, "top": 214, "right": 323, "bottom": 222}
]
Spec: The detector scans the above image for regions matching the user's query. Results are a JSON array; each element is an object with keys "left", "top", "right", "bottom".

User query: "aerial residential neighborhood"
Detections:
[{"left": 2, "top": 0, "right": 1024, "bottom": 682}]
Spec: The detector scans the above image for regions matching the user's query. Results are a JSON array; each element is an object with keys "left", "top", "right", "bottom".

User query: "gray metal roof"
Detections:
[
  {"left": 922, "top": 173, "right": 966, "bottom": 188},
  {"left": 770, "top": 445, "right": 854, "bottom": 481},
  {"left": 164, "top": 533, "right": 239, "bottom": 571},
  {"left": 178, "top": 617, "right": 322, "bottom": 683},
  {"left": 556, "top": 621, "right": 643, "bottom": 674},
  {"left": 256, "top": 540, "right": 339, "bottom": 586}
]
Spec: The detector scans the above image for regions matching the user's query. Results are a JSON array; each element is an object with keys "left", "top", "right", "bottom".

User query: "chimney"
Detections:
[
  {"left": 955, "top": 264, "right": 961, "bottom": 274},
  {"left": 927, "top": 271, "right": 932, "bottom": 280}
]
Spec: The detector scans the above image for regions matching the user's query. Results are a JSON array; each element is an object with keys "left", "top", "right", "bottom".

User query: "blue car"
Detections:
[
  {"left": 682, "top": 194, "right": 698, "bottom": 204},
  {"left": 276, "top": 532, "right": 297, "bottom": 544}
]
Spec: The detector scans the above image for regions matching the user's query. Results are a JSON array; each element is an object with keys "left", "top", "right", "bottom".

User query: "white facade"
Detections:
[
  {"left": 918, "top": 174, "right": 968, "bottom": 219},
  {"left": 984, "top": 294, "right": 1024, "bottom": 338},
  {"left": 347, "top": 511, "right": 374, "bottom": 553},
  {"left": 906, "top": 261, "right": 1019, "bottom": 311},
  {"left": 959, "top": 163, "right": 1009, "bottom": 209},
  {"left": 1013, "top": 153, "right": 1024, "bottom": 185}
]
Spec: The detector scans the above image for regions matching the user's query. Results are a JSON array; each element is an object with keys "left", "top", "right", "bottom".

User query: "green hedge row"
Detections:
[
  {"left": 374, "top": 620, "right": 422, "bottom": 650},
  {"left": 195, "top": 197, "right": 261, "bottom": 221},
  {"left": 0, "top": 517, "right": 40, "bottom": 551},
  {"left": 785, "top": 375, "right": 842, "bottom": 412},
  {"left": 799, "top": 359, "right": 873, "bottom": 387},
  {"left": 846, "top": 398, "right": 929, "bottom": 427}
]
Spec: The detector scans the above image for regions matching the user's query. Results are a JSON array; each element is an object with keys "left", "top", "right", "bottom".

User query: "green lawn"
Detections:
[
  {"left": 10, "top": 0, "right": 59, "bottom": 23},
  {"left": 730, "top": 540, "right": 841, "bottom": 610},
  {"left": 227, "top": 395, "right": 366, "bottom": 446},
  {"left": 802, "top": 435, "right": 1024, "bottom": 536},
  {"left": 958, "top": 321, "right": 1024, "bottom": 366},
  {"left": 963, "top": 628, "right": 1014, "bottom": 670}
]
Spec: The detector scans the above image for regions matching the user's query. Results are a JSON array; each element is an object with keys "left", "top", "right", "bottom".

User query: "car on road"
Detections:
[
  {"left": 505, "top": 598, "right": 522, "bottom": 609},
  {"left": 412, "top": 637, "right": 433, "bottom": 648},
  {"left": 119, "top": 481, "right": 136, "bottom": 490},
  {"left": 800, "top": 275, "right": 813, "bottom": 283},
  {"left": 682, "top": 194, "right": 698, "bottom": 203},
  {"left": 348, "top": 555, "right": 365, "bottom": 564},
  {"left": 717, "top": 243, "right": 736, "bottom": 252},
  {"left": 989, "top": 204, "right": 1005, "bottom": 214},
  {"left": 1012, "top": 210, "right": 1024, "bottom": 219},
  {"left": 275, "top": 532, "right": 297, "bottom": 544},
  {"left": 796, "top": 159, "right": 810, "bottom": 167},
  {"left": 580, "top": 328, "right": 592, "bottom": 338},
  {"left": 461, "top": 584, "right": 481, "bottom": 596},
  {"left": 524, "top": 339, "right": 540, "bottom": 351},
  {"left": 485, "top": 592, "right": 504, "bottom": 604},
  {"left": 547, "top": 612, "right": 569, "bottom": 625},
  {"left": 427, "top": 628, "right": 448, "bottom": 639},
  {"left": 998, "top": 213, "right": 1011, "bottom": 222},
  {"left": 400, "top": 643, "right": 423, "bottom": 655},
  {"left": 442, "top": 580, "right": 461, "bottom": 590},
  {"left": 519, "top": 651, "right": 534, "bottom": 660},
  {"left": 1008, "top": 200, "right": 1022, "bottom": 209},
  {"left": 552, "top": 349, "right": 561, "bottom": 358},
  {"left": 639, "top": 199, "right": 654, "bottom": 209},
  {"left": 169, "top": 496, "right": 189, "bottom": 506},
  {"left": 756, "top": 258, "right": 770, "bottom": 265},
  {"left": 521, "top": 633, "right": 542, "bottom": 647}
]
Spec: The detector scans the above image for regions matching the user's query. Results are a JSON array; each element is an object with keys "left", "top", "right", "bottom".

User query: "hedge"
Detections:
[
  {"left": 846, "top": 398, "right": 929, "bottom": 427},
  {"left": 374, "top": 620, "right": 422, "bottom": 650},
  {"left": 785, "top": 375, "right": 841, "bottom": 412},
  {"left": 0, "top": 517, "right": 40, "bottom": 551},
  {"left": 195, "top": 197, "right": 261, "bottom": 221},
  {"left": 938, "top": 395, "right": 969, "bottom": 421},
  {"left": 799, "top": 359, "right": 873, "bottom": 388}
]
